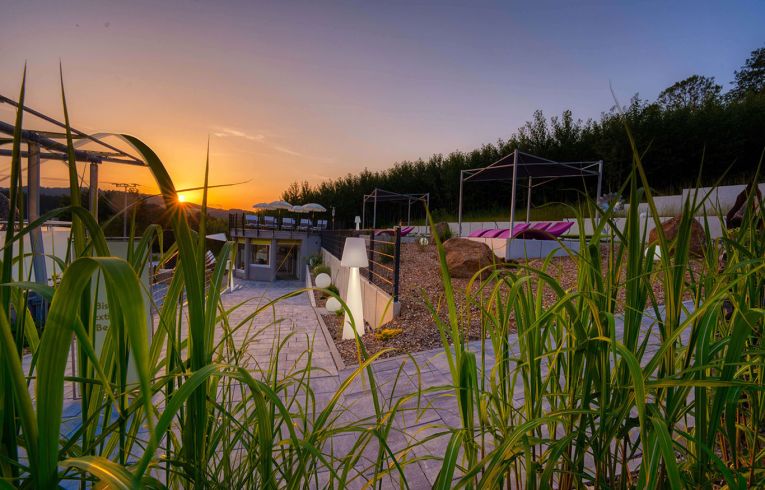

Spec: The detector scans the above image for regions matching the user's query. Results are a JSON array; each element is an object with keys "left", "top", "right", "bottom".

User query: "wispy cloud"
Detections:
[
  {"left": 212, "top": 127, "right": 265, "bottom": 142},
  {"left": 273, "top": 145, "right": 302, "bottom": 157}
]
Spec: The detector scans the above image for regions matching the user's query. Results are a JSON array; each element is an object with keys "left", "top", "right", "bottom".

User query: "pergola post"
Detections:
[
  {"left": 596, "top": 160, "right": 604, "bottom": 201},
  {"left": 526, "top": 177, "right": 532, "bottom": 223},
  {"left": 27, "top": 143, "right": 47, "bottom": 285},
  {"left": 372, "top": 190, "right": 377, "bottom": 229},
  {"left": 458, "top": 171, "right": 464, "bottom": 236},
  {"left": 361, "top": 196, "right": 366, "bottom": 229},
  {"left": 508, "top": 150, "right": 519, "bottom": 247},
  {"left": 89, "top": 163, "right": 99, "bottom": 222}
]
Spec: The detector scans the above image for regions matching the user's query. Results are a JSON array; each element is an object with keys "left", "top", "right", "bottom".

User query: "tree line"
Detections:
[{"left": 283, "top": 46, "right": 765, "bottom": 227}]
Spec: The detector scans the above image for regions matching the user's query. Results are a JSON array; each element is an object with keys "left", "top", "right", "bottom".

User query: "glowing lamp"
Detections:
[
  {"left": 340, "top": 237, "right": 368, "bottom": 339},
  {"left": 315, "top": 272, "right": 331, "bottom": 289},
  {"left": 326, "top": 297, "right": 341, "bottom": 313}
]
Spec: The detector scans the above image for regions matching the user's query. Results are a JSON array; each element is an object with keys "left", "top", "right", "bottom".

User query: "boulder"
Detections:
[
  {"left": 726, "top": 183, "right": 763, "bottom": 229},
  {"left": 647, "top": 215, "right": 706, "bottom": 258},
  {"left": 443, "top": 238, "right": 496, "bottom": 278},
  {"left": 433, "top": 222, "right": 452, "bottom": 242}
]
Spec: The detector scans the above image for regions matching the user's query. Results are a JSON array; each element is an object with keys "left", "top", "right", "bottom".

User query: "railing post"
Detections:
[
  {"left": 393, "top": 226, "right": 401, "bottom": 302},
  {"left": 366, "top": 229, "right": 374, "bottom": 287}
]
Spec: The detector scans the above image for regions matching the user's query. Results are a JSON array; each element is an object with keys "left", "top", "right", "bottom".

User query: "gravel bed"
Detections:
[{"left": 315, "top": 242, "right": 701, "bottom": 366}]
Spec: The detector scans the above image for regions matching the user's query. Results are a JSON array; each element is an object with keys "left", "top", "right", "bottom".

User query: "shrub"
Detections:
[
  {"left": 307, "top": 253, "right": 322, "bottom": 267},
  {"left": 312, "top": 264, "right": 331, "bottom": 276}
]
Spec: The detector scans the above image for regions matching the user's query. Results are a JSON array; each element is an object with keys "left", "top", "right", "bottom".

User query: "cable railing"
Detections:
[{"left": 320, "top": 227, "right": 401, "bottom": 302}]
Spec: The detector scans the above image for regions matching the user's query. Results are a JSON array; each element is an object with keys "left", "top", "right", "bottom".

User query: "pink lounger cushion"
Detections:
[
  {"left": 400, "top": 226, "right": 415, "bottom": 236},
  {"left": 530, "top": 222, "right": 552, "bottom": 231},
  {"left": 482, "top": 228, "right": 505, "bottom": 238},
  {"left": 468, "top": 228, "right": 491, "bottom": 237},
  {"left": 546, "top": 222, "right": 574, "bottom": 236}
]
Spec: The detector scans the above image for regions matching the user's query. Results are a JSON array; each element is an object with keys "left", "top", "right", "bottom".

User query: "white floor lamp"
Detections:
[{"left": 341, "top": 237, "right": 368, "bottom": 340}]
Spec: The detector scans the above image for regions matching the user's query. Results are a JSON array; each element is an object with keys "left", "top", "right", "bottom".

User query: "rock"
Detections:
[
  {"left": 726, "top": 183, "right": 763, "bottom": 229},
  {"left": 433, "top": 222, "right": 452, "bottom": 241},
  {"left": 647, "top": 215, "right": 706, "bottom": 258},
  {"left": 443, "top": 238, "right": 496, "bottom": 278}
]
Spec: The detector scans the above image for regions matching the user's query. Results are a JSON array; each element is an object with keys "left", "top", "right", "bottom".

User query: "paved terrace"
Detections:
[{"left": 26, "top": 279, "right": 689, "bottom": 489}]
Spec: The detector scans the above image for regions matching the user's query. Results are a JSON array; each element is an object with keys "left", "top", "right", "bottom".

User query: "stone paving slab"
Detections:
[{"left": 22, "top": 277, "right": 694, "bottom": 489}]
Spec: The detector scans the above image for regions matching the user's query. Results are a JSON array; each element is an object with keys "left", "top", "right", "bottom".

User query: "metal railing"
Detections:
[
  {"left": 320, "top": 227, "right": 401, "bottom": 302},
  {"left": 228, "top": 212, "right": 327, "bottom": 234}
]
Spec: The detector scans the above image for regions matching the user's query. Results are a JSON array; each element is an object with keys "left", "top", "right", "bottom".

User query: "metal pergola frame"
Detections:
[
  {"left": 362, "top": 188, "right": 430, "bottom": 229},
  {"left": 0, "top": 93, "right": 148, "bottom": 284},
  {"left": 457, "top": 149, "right": 603, "bottom": 238}
]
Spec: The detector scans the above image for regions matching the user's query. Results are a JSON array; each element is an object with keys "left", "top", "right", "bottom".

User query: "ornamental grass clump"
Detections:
[
  {"left": 1, "top": 67, "right": 763, "bottom": 489},
  {"left": 425, "top": 122, "right": 764, "bottom": 488},
  {"left": 0, "top": 69, "right": 424, "bottom": 488}
]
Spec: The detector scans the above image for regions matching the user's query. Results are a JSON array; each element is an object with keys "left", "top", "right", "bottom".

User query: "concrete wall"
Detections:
[
  {"left": 467, "top": 236, "right": 581, "bottom": 260},
  {"left": 321, "top": 248, "right": 395, "bottom": 329},
  {"left": 232, "top": 230, "right": 321, "bottom": 282}
]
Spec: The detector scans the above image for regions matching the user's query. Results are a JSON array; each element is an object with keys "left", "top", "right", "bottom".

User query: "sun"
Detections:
[{"left": 178, "top": 194, "right": 187, "bottom": 203}]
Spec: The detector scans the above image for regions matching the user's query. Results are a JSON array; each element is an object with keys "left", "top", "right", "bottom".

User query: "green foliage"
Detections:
[
  {"left": 373, "top": 328, "right": 402, "bottom": 341},
  {"left": 730, "top": 46, "right": 765, "bottom": 99},
  {"left": 312, "top": 264, "right": 331, "bottom": 276},
  {"left": 657, "top": 74, "right": 722, "bottom": 110},
  {"left": 283, "top": 46, "right": 765, "bottom": 226},
  {"left": 3, "top": 63, "right": 765, "bottom": 490},
  {"left": 306, "top": 253, "right": 322, "bottom": 267},
  {"left": 327, "top": 283, "right": 339, "bottom": 296},
  {"left": 423, "top": 117, "right": 765, "bottom": 488}
]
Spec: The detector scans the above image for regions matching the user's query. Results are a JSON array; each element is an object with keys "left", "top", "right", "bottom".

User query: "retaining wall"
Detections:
[{"left": 321, "top": 248, "right": 395, "bottom": 329}]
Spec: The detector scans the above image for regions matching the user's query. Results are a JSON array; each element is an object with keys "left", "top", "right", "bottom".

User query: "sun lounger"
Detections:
[
  {"left": 468, "top": 228, "right": 490, "bottom": 237},
  {"left": 245, "top": 215, "right": 259, "bottom": 227},
  {"left": 495, "top": 223, "right": 531, "bottom": 238},
  {"left": 281, "top": 217, "right": 296, "bottom": 230},
  {"left": 316, "top": 219, "right": 328, "bottom": 230},
  {"left": 262, "top": 216, "right": 276, "bottom": 228},
  {"left": 530, "top": 222, "right": 552, "bottom": 231},
  {"left": 482, "top": 229, "right": 505, "bottom": 238},
  {"left": 298, "top": 218, "right": 311, "bottom": 230},
  {"left": 546, "top": 222, "right": 573, "bottom": 237},
  {"left": 400, "top": 226, "right": 415, "bottom": 236}
]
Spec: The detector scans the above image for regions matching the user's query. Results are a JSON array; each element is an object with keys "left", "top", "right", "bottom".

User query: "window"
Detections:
[{"left": 251, "top": 244, "right": 270, "bottom": 266}]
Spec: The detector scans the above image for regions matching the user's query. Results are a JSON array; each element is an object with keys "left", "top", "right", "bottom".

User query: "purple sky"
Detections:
[{"left": 1, "top": 0, "right": 762, "bottom": 208}]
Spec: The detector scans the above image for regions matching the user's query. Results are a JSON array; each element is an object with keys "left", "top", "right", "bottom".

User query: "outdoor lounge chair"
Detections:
[
  {"left": 298, "top": 218, "right": 311, "bottom": 230},
  {"left": 316, "top": 219, "right": 328, "bottom": 230},
  {"left": 281, "top": 217, "right": 296, "bottom": 230},
  {"left": 262, "top": 216, "right": 277, "bottom": 228},
  {"left": 245, "top": 215, "right": 259, "bottom": 228},
  {"left": 546, "top": 222, "right": 574, "bottom": 237},
  {"left": 530, "top": 222, "right": 552, "bottom": 231},
  {"left": 496, "top": 223, "right": 531, "bottom": 238},
  {"left": 468, "top": 228, "right": 491, "bottom": 237}
]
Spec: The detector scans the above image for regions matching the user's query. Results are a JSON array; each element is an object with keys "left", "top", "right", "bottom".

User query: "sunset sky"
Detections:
[{"left": 1, "top": 0, "right": 763, "bottom": 210}]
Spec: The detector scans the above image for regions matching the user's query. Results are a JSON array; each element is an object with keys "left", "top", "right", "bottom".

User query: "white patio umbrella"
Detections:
[
  {"left": 301, "top": 203, "right": 327, "bottom": 224},
  {"left": 268, "top": 200, "right": 293, "bottom": 210},
  {"left": 302, "top": 203, "right": 327, "bottom": 213},
  {"left": 268, "top": 200, "right": 293, "bottom": 227},
  {"left": 253, "top": 202, "right": 275, "bottom": 210},
  {"left": 290, "top": 205, "right": 309, "bottom": 213}
]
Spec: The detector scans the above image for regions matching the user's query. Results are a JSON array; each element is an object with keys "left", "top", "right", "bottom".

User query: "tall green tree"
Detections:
[
  {"left": 657, "top": 75, "right": 721, "bottom": 110},
  {"left": 729, "top": 46, "right": 765, "bottom": 99}
]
